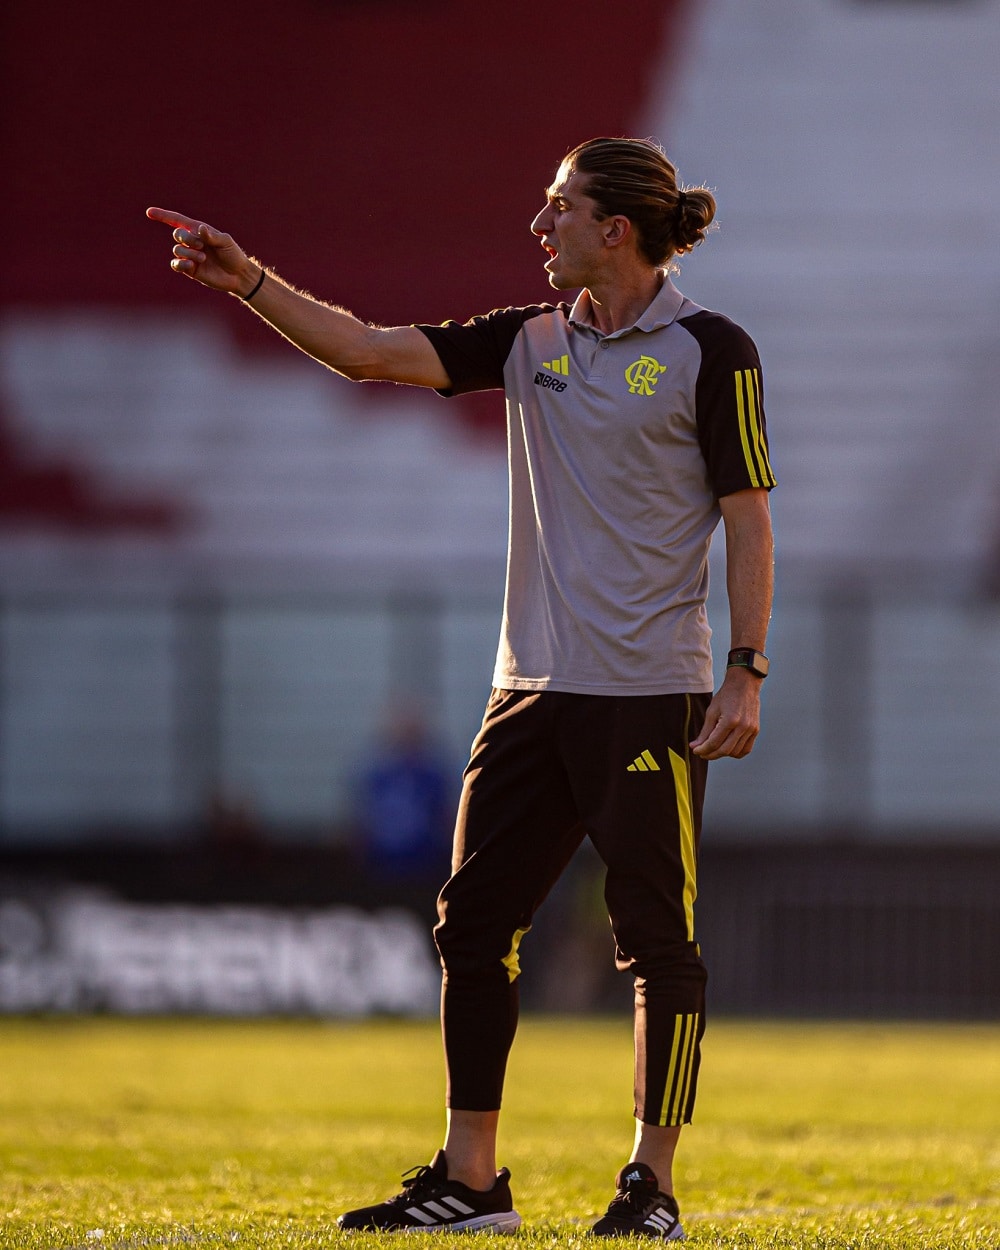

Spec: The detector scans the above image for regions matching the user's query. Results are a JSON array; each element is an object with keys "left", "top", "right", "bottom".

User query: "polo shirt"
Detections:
[{"left": 416, "top": 277, "right": 775, "bottom": 696}]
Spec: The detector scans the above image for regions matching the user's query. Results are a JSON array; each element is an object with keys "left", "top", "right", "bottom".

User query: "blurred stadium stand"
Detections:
[{"left": 1, "top": 0, "right": 998, "bottom": 1017}]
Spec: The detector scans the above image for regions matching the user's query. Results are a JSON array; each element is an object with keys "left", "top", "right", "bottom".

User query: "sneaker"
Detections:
[
  {"left": 590, "top": 1163, "right": 685, "bottom": 1240},
  {"left": 337, "top": 1149, "right": 522, "bottom": 1233}
]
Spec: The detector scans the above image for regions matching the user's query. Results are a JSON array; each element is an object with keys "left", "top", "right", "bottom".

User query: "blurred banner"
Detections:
[
  {"left": 0, "top": 890, "right": 438, "bottom": 1016},
  {"left": 2, "top": 841, "right": 997, "bottom": 1019}
]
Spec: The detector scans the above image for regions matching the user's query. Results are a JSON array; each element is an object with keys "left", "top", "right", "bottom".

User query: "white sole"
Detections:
[{"left": 424, "top": 1210, "right": 522, "bottom": 1234}]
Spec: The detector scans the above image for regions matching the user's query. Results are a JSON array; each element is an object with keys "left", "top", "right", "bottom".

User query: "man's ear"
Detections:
[{"left": 602, "top": 215, "right": 633, "bottom": 249}]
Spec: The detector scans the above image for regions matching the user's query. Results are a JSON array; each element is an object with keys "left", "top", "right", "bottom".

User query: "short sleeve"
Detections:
[
  {"left": 414, "top": 305, "right": 555, "bottom": 397},
  {"left": 678, "top": 309, "right": 777, "bottom": 497}
]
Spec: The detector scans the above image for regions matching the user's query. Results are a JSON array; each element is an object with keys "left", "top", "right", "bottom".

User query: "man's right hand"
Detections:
[
  {"left": 146, "top": 207, "right": 260, "bottom": 298},
  {"left": 144, "top": 206, "right": 451, "bottom": 389}
]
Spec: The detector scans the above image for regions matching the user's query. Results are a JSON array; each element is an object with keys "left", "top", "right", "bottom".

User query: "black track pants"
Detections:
[{"left": 434, "top": 688, "right": 710, "bottom": 1125}]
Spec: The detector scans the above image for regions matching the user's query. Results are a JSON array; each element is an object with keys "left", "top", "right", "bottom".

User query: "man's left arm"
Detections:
[{"left": 690, "top": 488, "right": 774, "bottom": 760}]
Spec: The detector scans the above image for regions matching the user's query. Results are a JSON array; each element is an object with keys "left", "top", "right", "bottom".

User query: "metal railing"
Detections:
[{"left": 2, "top": 568, "right": 1000, "bottom": 845}]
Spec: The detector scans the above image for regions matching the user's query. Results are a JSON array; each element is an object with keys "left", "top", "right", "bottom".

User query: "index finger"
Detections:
[{"left": 146, "top": 206, "right": 201, "bottom": 232}]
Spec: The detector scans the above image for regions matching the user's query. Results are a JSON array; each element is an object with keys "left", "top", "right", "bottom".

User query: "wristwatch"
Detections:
[{"left": 727, "top": 648, "right": 769, "bottom": 678}]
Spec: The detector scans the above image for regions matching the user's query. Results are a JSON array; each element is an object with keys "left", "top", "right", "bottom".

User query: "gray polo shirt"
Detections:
[{"left": 417, "top": 277, "right": 775, "bottom": 696}]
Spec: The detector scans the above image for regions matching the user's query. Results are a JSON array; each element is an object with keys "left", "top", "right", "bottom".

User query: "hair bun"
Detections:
[{"left": 565, "top": 137, "right": 716, "bottom": 266}]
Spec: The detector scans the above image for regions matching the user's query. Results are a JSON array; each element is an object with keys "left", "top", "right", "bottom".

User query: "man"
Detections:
[{"left": 148, "top": 135, "right": 775, "bottom": 1240}]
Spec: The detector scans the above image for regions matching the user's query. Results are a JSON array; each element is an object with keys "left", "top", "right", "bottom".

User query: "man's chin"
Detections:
[{"left": 545, "top": 270, "right": 574, "bottom": 291}]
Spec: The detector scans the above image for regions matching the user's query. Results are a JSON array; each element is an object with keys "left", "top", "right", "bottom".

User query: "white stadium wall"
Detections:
[{"left": 3, "top": 0, "right": 1000, "bottom": 846}]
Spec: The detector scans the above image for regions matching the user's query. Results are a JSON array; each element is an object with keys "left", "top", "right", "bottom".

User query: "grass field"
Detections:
[{"left": 0, "top": 1016, "right": 997, "bottom": 1248}]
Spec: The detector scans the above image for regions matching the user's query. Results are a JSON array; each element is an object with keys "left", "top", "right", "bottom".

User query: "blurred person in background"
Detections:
[{"left": 352, "top": 699, "right": 453, "bottom": 906}]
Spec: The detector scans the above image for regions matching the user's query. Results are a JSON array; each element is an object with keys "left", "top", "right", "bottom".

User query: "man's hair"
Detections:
[{"left": 564, "top": 136, "right": 716, "bottom": 267}]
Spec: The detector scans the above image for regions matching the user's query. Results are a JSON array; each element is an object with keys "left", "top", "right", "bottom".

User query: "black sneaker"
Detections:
[
  {"left": 590, "top": 1162, "right": 685, "bottom": 1240},
  {"left": 337, "top": 1149, "right": 522, "bottom": 1233}
]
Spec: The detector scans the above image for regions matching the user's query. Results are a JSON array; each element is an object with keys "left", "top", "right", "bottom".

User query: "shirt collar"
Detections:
[{"left": 568, "top": 274, "right": 686, "bottom": 338}]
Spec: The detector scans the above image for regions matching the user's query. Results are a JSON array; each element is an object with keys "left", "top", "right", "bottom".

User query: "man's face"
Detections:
[{"left": 530, "top": 164, "right": 608, "bottom": 290}]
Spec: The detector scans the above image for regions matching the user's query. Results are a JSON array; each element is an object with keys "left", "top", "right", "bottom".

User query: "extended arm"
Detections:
[
  {"left": 690, "top": 487, "right": 774, "bottom": 760},
  {"left": 145, "top": 208, "right": 450, "bottom": 389}
]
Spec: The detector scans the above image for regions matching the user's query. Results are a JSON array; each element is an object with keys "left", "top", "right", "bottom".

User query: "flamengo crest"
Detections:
[{"left": 625, "top": 355, "right": 667, "bottom": 395}]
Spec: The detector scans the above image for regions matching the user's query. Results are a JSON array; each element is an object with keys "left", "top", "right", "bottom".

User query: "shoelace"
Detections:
[
  {"left": 389, "top": 1163, "right": 445, "bottom": 1206},
  {"left": 607, "top": 1179, "right": 658, "bottom": 1216}
]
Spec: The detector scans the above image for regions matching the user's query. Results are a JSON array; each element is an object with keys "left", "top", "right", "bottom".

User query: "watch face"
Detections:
[{"left": 729, "top": 649, "right": 768, "bottom": 677}]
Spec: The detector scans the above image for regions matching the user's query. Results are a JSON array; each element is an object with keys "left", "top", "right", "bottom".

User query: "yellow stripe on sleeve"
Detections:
[
  {"left": 735, "top": 370, "right": 762, "bottom": 488},
  {"left": 745, "top": 368, "right": 776, "bottom": 486},
  {"left": 735, "top": 368, "right": 776, "bottom": 488}
]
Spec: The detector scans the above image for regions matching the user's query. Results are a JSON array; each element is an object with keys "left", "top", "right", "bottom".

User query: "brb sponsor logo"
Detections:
[
  {"left": 534, "top": 354, "right": 569, "bottom": 392},
  {"left": 534, "top": 371, "right": 567, "bottom": 392}
]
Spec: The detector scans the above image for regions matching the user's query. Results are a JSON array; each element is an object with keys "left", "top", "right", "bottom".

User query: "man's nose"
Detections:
[{"left": 530, "top": 206, "right": 551, "bottom": 236}]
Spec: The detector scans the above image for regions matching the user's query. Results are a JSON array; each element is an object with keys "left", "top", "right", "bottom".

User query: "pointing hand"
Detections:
[{"left": 146, "top": 206, "right": 259, "bottom": 297}]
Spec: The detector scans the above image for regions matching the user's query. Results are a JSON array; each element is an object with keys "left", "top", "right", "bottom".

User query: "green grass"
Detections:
[{"left": 0, "top": 1017, "right": 997, "bottom": 1248}]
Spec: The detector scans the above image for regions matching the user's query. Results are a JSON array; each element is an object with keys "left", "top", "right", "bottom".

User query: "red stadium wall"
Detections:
[{"left": 1, "top": 0, "right": 691, "bottom": 516}]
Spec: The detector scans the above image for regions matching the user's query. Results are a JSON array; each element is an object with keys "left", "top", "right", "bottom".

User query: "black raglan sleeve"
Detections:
[
  {"left": 415, "top": 304, "right": 556, "bottom": 397},
  {"left": 679, "top": 309, "right": 777, "bottom": 497}
]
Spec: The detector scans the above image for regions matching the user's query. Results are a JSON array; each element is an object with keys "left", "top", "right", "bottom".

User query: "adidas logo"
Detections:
[
  {"left": 643, "top": 1207, "right": 678, "bottom": 1235},
  {"left": 543, "top": 354, "right": 569, "bottom": 375},
  {"left": 405, "top": 1197, "right": 476, "bottom": 1225},
  {"left": 622, "top": 1169, "right": 646, "bottom": 1183},
  {"left": 627, "top": 750, "right": 661, "bottom": 773}
]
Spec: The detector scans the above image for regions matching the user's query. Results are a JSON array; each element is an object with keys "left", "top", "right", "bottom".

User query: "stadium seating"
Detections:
[{"left": 2, "top": 0, "right": 1000, "bottom": 843}]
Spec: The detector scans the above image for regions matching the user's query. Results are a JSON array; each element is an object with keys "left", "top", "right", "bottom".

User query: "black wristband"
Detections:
[{"left": 241, "top": 268, "right": 266, "bottom": 302}]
